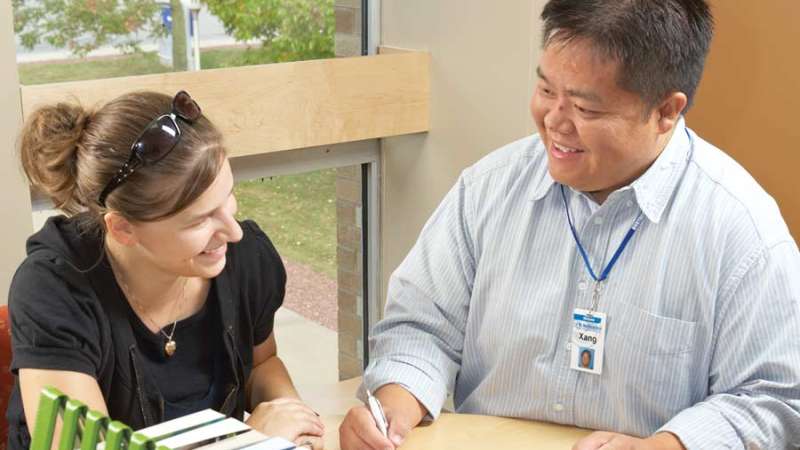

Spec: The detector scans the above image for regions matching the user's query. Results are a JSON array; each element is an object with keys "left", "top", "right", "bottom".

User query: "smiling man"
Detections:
[{"left": 339, "top": 1, "right": 800, "bottom": 449}]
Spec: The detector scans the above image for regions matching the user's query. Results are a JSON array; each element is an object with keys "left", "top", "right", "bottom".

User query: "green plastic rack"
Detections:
[{"left": 31, "top": 386, "right": 158, "bottom": 450}]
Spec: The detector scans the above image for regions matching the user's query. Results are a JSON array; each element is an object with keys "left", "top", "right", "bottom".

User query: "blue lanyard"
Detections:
[{"left": 560, "top": 184, "right": 644, "bottom": 283}]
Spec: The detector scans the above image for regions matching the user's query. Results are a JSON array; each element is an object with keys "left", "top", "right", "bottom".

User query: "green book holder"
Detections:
[{"left": 31, "top": 386, "right": 158, "bottom": 450}]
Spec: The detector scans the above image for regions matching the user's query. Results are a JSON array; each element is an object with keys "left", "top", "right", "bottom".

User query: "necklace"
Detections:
[{"left": 114, "top": 264, "right": 187, "bottom": 358}]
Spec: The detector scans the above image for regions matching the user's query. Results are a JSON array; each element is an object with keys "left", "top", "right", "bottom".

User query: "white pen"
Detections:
[{"left": 365, "top": 388, "right": 389, "bottom": 438}]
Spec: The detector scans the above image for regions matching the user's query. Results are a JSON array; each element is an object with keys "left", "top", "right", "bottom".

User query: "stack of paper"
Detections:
[{"left": 130, "top": 409, "right": 297, "bottom": 450}]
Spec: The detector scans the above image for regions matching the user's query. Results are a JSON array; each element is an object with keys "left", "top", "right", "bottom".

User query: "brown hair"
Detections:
[{"left": 19, "top": 91, "right": 226, "bottom": 232}]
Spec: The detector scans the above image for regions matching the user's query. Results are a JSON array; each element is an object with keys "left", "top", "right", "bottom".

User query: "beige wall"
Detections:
[
  {"left": 686, "top": 0, "right": 800, "bottom": 241},
  {"left": 0, "top": 2, "right": 33, "bottom": 305},
  {"left": 379, "top": 0, "right": 547, "bottom": 302}
]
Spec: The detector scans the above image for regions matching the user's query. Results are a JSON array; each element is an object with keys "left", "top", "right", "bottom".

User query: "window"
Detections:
[
  {"left": 231, "top": 137, "right": 380, "bottom": 383},
  {"left": 14, "top": 0, "right": 335, "bottom": 85}
]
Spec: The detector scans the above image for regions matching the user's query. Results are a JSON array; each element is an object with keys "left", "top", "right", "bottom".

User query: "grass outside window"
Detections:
[{"left": 18, "top": 47, "right": 268, "bottom": 86}]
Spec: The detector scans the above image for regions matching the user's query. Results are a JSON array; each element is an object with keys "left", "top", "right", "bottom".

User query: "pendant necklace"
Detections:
[{"left": 114, "top": 264, "right": 187, "bottom": 357}]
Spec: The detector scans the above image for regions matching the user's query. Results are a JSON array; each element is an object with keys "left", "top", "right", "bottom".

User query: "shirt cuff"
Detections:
[
  {"left": 657, "top": 404, "right": 743, "bottom": 450},
  {"left": 363, "top": 357, "right": 449, "bottom": 420}
]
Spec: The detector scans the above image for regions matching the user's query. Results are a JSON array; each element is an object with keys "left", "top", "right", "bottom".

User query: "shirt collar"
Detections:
[
  {"left": 630, "top": 117, "right": 691, "bottom": 223},
  {"left": 531, "top": 140, "right": 557, "bottom": 201},
  {"left": 529, "top": 118, "right": 692, "bottom": 223}
]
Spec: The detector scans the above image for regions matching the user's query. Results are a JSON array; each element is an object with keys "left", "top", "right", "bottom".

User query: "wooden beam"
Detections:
[{"left": 20, "top": 52, "right": 430, "bottom": 158}]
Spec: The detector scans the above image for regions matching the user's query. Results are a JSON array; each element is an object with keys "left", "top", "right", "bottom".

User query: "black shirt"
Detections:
[
  {"left": 6, "top": 215, "right": 285, "bottom": 449},
  {"left": 127, "top": 283, "right": 224, "bottom": 419}
]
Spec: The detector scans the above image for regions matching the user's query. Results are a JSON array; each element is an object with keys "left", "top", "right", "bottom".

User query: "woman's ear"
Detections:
[{"left": 104, "top": 212, "right": 138, "bottom": 247}]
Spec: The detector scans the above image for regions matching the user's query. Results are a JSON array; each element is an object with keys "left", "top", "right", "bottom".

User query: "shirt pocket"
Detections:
[
  {"left": 601, "top": 301, "right": 699, "bottom": 429},
  {"left": 608, "top": 300, "right": 697, "bottom": 356}
]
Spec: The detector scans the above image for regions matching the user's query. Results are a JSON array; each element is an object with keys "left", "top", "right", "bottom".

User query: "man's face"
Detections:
[
  {"left": 581, "top": 351, "right": 591, "bottom": 368},
  {"left": 531, "top": 38, "right": 666, "bottom": 200}
]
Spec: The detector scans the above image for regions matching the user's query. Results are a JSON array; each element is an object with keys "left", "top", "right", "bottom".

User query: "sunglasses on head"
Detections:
[{"left": 98, "top": 90, "right": 202, "bottom": 207}]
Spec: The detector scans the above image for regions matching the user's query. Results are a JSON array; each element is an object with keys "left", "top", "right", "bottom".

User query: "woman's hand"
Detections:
[
  {"left": 246, "top": 398, "right": 324, "bottom": 443},
  {"left": 295, "top": 434, "right": 324, "bottom": 450}
]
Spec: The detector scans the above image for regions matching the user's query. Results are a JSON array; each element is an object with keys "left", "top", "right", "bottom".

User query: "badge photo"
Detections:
[{"left": 570, "top": 308, "right": 606, "bottom": 375}]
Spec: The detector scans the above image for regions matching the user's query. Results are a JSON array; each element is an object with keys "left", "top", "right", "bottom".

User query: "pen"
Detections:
[{"left": 365, "top": 388, "right": 389, "bottom": 438}]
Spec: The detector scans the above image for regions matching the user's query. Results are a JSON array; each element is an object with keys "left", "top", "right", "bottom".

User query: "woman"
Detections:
[{"left": 6, "top": 90, "right": 324, "bottom": 449}]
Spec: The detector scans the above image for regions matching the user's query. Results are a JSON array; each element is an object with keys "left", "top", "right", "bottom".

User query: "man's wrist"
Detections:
[
  {"left": 645, "top": 431, "right": 686, "bottom": 450},
  {"left": 374, "top": 383, "right": 428, "bottom": 427}
]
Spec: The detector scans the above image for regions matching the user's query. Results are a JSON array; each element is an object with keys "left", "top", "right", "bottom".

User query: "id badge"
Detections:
[{"left": 570, "top": 308, "right": 606, "bottom": 375}]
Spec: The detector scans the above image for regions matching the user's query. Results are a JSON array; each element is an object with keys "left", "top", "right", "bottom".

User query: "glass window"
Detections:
[
  {"left": 235, "top": 167, "right": 344, "bottom": 387},
  {"left": 14, "top": 0, "right": 335, "bottom": 85}
]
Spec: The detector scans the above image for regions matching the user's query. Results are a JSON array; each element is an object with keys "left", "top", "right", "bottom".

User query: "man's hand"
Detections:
[
  {"left": 339, "top": 384, "right": 427, "bottom": 450},
  {"left": 339, "top": 404, "right": 413, "bottom": 450},
  {"left": 573, "top": 431, "right": 685, "bottom": 450}
]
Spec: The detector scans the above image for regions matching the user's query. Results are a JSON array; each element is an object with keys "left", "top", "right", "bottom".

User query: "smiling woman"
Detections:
[{"left": 7, "top": 90, "right": 325, "bottom": 450}]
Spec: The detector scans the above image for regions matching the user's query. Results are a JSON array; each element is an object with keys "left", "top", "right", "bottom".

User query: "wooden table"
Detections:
[{"left": 309, "top": 378, "right": 592, "bottom": 450}]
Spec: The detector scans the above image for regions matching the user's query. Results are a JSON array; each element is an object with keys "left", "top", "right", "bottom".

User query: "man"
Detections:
[{"left": 339, "top": 1, "right": 800, "bottom": 449}]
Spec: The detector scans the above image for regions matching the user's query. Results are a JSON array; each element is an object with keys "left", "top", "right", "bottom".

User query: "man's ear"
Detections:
[
  {"left": 655, "top": 91, "right": 688, "bottom": 134},
  {"left": 104, "top": 212, "right": 138, "bottom": 247}
]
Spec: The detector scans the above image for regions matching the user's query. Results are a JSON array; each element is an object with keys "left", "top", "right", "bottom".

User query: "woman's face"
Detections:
[{"left": 129, "top": 157, "right": 244, "bottom": 279}]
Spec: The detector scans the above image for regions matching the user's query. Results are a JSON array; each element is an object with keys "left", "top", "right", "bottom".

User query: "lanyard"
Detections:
[{"left": 560, "top": 184, "right": 645, "bottom": 311}]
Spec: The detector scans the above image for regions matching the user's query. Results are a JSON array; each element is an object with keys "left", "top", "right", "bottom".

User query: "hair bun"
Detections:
[{"left": 19, "top": 102, "right": 93, "bottom": 214}]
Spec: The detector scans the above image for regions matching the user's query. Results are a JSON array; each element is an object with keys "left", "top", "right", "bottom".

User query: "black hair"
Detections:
[{"left": 541, "top": 0, "right": 713, "bottom": 111}]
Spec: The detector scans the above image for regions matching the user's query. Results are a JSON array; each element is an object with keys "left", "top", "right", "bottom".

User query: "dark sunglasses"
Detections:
[{"left": 98, "top": 90, "right": 202, "bottom": 207}]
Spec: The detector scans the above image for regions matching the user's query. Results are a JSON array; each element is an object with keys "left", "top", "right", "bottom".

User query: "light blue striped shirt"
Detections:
[{"left": 365, "top": 119, "right": 800, "bottom": 449}]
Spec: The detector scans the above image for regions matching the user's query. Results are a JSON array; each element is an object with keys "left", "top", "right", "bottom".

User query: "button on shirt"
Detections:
[{"left": 364, "top": 119, "right": 800, "bottom": 449}]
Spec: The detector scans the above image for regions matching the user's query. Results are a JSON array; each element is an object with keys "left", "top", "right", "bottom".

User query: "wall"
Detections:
[
  {"left": 0, "top": 2, "right": 33, "bottom": 304},
  {"left": 687, "top": 1, "right": 800, "bottom": 241},
  {"left": 379, "top": 0, "right": 547, "bottom": 303}
]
